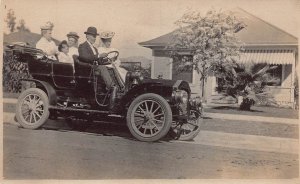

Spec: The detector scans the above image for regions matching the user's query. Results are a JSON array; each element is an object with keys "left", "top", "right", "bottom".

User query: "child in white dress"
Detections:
[
  {"left": 58, "top": 40, "right": 74, "bottom": 68},
  {"left": 58, "top": 40, "right": 75, "bottom": 84}
]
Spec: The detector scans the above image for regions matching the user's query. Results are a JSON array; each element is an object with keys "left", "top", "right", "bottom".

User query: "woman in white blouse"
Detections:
[
  {"left": 36, "top": 21, "right": 59, "bottom": 60},
  {"left": 98, "top": 31, "right": 127, "bottom": 82}
]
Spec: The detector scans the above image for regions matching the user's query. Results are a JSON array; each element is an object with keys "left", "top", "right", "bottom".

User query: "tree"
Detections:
[
  {"left": 5, "top": 9, "right": 30, "bottom": 33},
  {"left": 16, "top": 19, "right": 30, "bottom": 32},
  {"left": 5, "top": 9, "right": 17, "bottom": 33},
  {"left": 168, "top": 8, "right": 246, "bottom": 100}
]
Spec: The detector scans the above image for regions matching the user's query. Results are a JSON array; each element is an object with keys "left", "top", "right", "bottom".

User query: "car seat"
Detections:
[{"left": 73, "top": 55, "right": 92, "bottom": 77}]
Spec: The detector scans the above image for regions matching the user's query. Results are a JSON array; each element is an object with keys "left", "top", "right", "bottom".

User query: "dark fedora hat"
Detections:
[{"left": 84, "top": 27, "right": 99, "bottom": 36}]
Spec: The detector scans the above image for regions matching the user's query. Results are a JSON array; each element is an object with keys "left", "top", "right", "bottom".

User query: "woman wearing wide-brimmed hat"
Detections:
[
  {"left": 98, "top": 31, "right": 127, "bottom": 82},
  {"left": 36, "top": 21, "right": 59, "bottom": 60}
]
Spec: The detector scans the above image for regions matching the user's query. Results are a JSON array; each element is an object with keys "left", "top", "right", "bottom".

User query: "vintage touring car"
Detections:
[{"left": 7, "top": 43, "right": 203, "bottom": 142}]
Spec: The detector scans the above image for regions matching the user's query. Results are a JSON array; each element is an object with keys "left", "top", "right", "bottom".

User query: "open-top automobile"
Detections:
[{"left": 7, "top": 43, "right": 203, "bottom": 142}]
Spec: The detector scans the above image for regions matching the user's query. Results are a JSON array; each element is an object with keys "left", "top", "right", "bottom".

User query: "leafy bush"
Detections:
[
  {"left": 3, "top": 51, "right": 32, "bottom": 93},
  {"left": 217, "top": 63, "right": 278, "bottom": 110},
  {"left": 240, "top": 97, "right": 255, "bottom": 110}
]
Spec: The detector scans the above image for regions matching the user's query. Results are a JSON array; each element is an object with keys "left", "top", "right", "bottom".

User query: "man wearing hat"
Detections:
[
  {"left": 78, "top": 27, "right": 113, "bottom": 90},
  {"left": 67, "top": 32, "right": 80, "bottom": 57},
  {"left": 36, "top": 21, "right": 59, "bottom": 60}
]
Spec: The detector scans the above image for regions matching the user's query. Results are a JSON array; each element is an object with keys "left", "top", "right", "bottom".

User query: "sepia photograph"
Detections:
[{"left": 1, "top": 0, "right": 299, "bottom": 182}]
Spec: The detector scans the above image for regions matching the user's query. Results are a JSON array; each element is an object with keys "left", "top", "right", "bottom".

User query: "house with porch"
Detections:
[{"left": 139, "top": 8, "right": 298, "bottom": 107}]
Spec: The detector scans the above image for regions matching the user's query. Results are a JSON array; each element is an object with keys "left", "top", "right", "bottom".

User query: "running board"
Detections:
[
  {"left": 108, "top": 114, "right": 124, "bottom": 118},
  {"left": 49, "top": 105, "right": 109, "bottom": 114}
]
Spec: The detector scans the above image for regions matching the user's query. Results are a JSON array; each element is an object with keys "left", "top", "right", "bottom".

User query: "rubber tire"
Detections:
[
  {"left": 16, "top": 88, "right": 49, "bottom": 129},
  {"left": 177, "top": 110, "right": 202, "bottom": 141},
  {"left": 126, "top": 93, "right": 172, "bottom": 142}
]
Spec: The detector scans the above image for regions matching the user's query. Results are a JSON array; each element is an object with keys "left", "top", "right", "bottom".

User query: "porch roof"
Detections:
[{"left": 238, "top": 49, "right": 295, "bottom": 65}]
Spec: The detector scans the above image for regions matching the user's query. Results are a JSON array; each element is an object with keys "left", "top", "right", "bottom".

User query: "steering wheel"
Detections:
[{"left": 104, "top": 50, "right": 119, "bottom": 62}]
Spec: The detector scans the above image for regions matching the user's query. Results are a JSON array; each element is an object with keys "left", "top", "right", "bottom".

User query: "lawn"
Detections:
[{"left": 205, "top": 104, "right": 299, "bottom": 119}]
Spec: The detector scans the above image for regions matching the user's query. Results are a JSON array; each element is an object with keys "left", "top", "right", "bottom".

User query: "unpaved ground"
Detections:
[
  {"left": 3, "top": 123, "right": 298, "bottom": 179},
  {"left": 3, "top": 100, "right": 299, "bottom": 179}
]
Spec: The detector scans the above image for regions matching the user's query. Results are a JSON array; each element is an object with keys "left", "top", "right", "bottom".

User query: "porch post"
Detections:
[
  {"left": 291, "top": 50, "right": 296, "bottom": 108},
  {"left": 169, "top": 58, "right": 173, "bottom": 80},
  {"left": 151, "top": 58, "right": 155, "bottom": 79},
  {"left": 281, "top": 64, "right": 285, "bottom": 87}
]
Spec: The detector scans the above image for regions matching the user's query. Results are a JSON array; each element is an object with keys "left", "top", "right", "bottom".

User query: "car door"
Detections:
[
  {"left": 52, "top": 62, "right": 75, "bottom": 89},
  {"left": 27, "top": 57, "right": 52, "bottom": 81}
]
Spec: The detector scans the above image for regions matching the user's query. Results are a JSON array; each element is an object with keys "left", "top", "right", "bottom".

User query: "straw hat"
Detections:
[
  {"left": 40, "top": 21, "right": 54, "bottom": 30},
  {"left": 100, "top": 31, "right": 115, "bottom": 39}
]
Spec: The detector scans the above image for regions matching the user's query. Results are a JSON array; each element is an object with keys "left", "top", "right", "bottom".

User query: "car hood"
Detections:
[{"left": 141, "top": 79, "right": 191, "bottom": 93}]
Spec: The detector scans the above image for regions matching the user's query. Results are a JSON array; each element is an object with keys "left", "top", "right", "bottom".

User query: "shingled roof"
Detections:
[
  {"left": 3, "top": 31, "right": 60, "bottom": 47},
  {"left": 139, "top": 8, "right": 298, "bottom": 48}
]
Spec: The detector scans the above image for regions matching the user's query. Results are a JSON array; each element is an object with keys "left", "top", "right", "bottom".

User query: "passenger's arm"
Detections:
[{"left": 78, "top": 45, "right": 91, "bottom": 63}]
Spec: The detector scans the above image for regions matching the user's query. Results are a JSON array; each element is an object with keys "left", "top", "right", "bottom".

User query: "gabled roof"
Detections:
[
  {"left": 139, "top": 31, "right": 175, "bottom": 48},
  {"left": 139, "top": 8, "right": 298, "bottom": 48},
  {"left": 234, "top": 8, "right": 297, "bottom": 45},
  {"left": 3, "top": 31, "right": 60, "bottom": 47}
]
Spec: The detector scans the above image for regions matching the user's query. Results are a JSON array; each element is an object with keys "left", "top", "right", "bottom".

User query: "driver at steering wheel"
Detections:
[
  {"left": 78, "top": 27, "right": 114, "bottom": 90},
  {"left": 98, "top": 31, "right": 127, "bottom": 82}
]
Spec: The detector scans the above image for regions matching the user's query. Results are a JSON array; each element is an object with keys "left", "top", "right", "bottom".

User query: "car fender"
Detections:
[{"left": 20, "top": 79, "right": 57, "bottom": 105}]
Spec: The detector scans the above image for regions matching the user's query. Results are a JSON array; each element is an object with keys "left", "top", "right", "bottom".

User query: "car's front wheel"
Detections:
[
  {"left": 171, "top": 109, "right": 202, "bottom": 141},
  {"left": 126, "top": 93, "right": 172, "bottom": 142},
  {"left": 16, "top": 88, "right": 49, "bottom": 129}
]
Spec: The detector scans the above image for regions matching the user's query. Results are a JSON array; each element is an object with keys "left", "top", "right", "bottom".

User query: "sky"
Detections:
[{"left": 2, "top": 0, "right": 299, "bottom": 59}]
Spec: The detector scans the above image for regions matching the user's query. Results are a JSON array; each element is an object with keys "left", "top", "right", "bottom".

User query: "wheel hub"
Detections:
[
  {"left": 29, "top": 103, "right": 36, "bottom": 111},
  {"left": 145, "top": 112, "right": 154, "bottom": 120}
]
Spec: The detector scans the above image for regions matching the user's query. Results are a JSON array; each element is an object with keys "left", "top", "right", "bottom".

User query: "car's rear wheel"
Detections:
[
  {"left": 171, "top": 109, "right": 202, "bottom": 141},
  {"left": 127, "top": 93, "right": 172, "bottom": 142},
  {"left": 16, "top": 88, "right": 49, "bottom": 129}
]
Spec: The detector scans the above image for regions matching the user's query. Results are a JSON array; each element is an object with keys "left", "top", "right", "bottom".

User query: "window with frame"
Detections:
[
  {"left": 267, "top": 64, "right": 282, "bottom": 86},
  {"left": 172, "top": 55, "right": 193, "bottom": 83},
  {"left": 253, "top": 64, "right": 282, "bottom": 86}
]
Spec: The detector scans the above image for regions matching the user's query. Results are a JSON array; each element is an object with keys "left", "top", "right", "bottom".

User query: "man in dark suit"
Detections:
[{"left": 78, "top": 27, "right": 113, "bottom": 90}]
